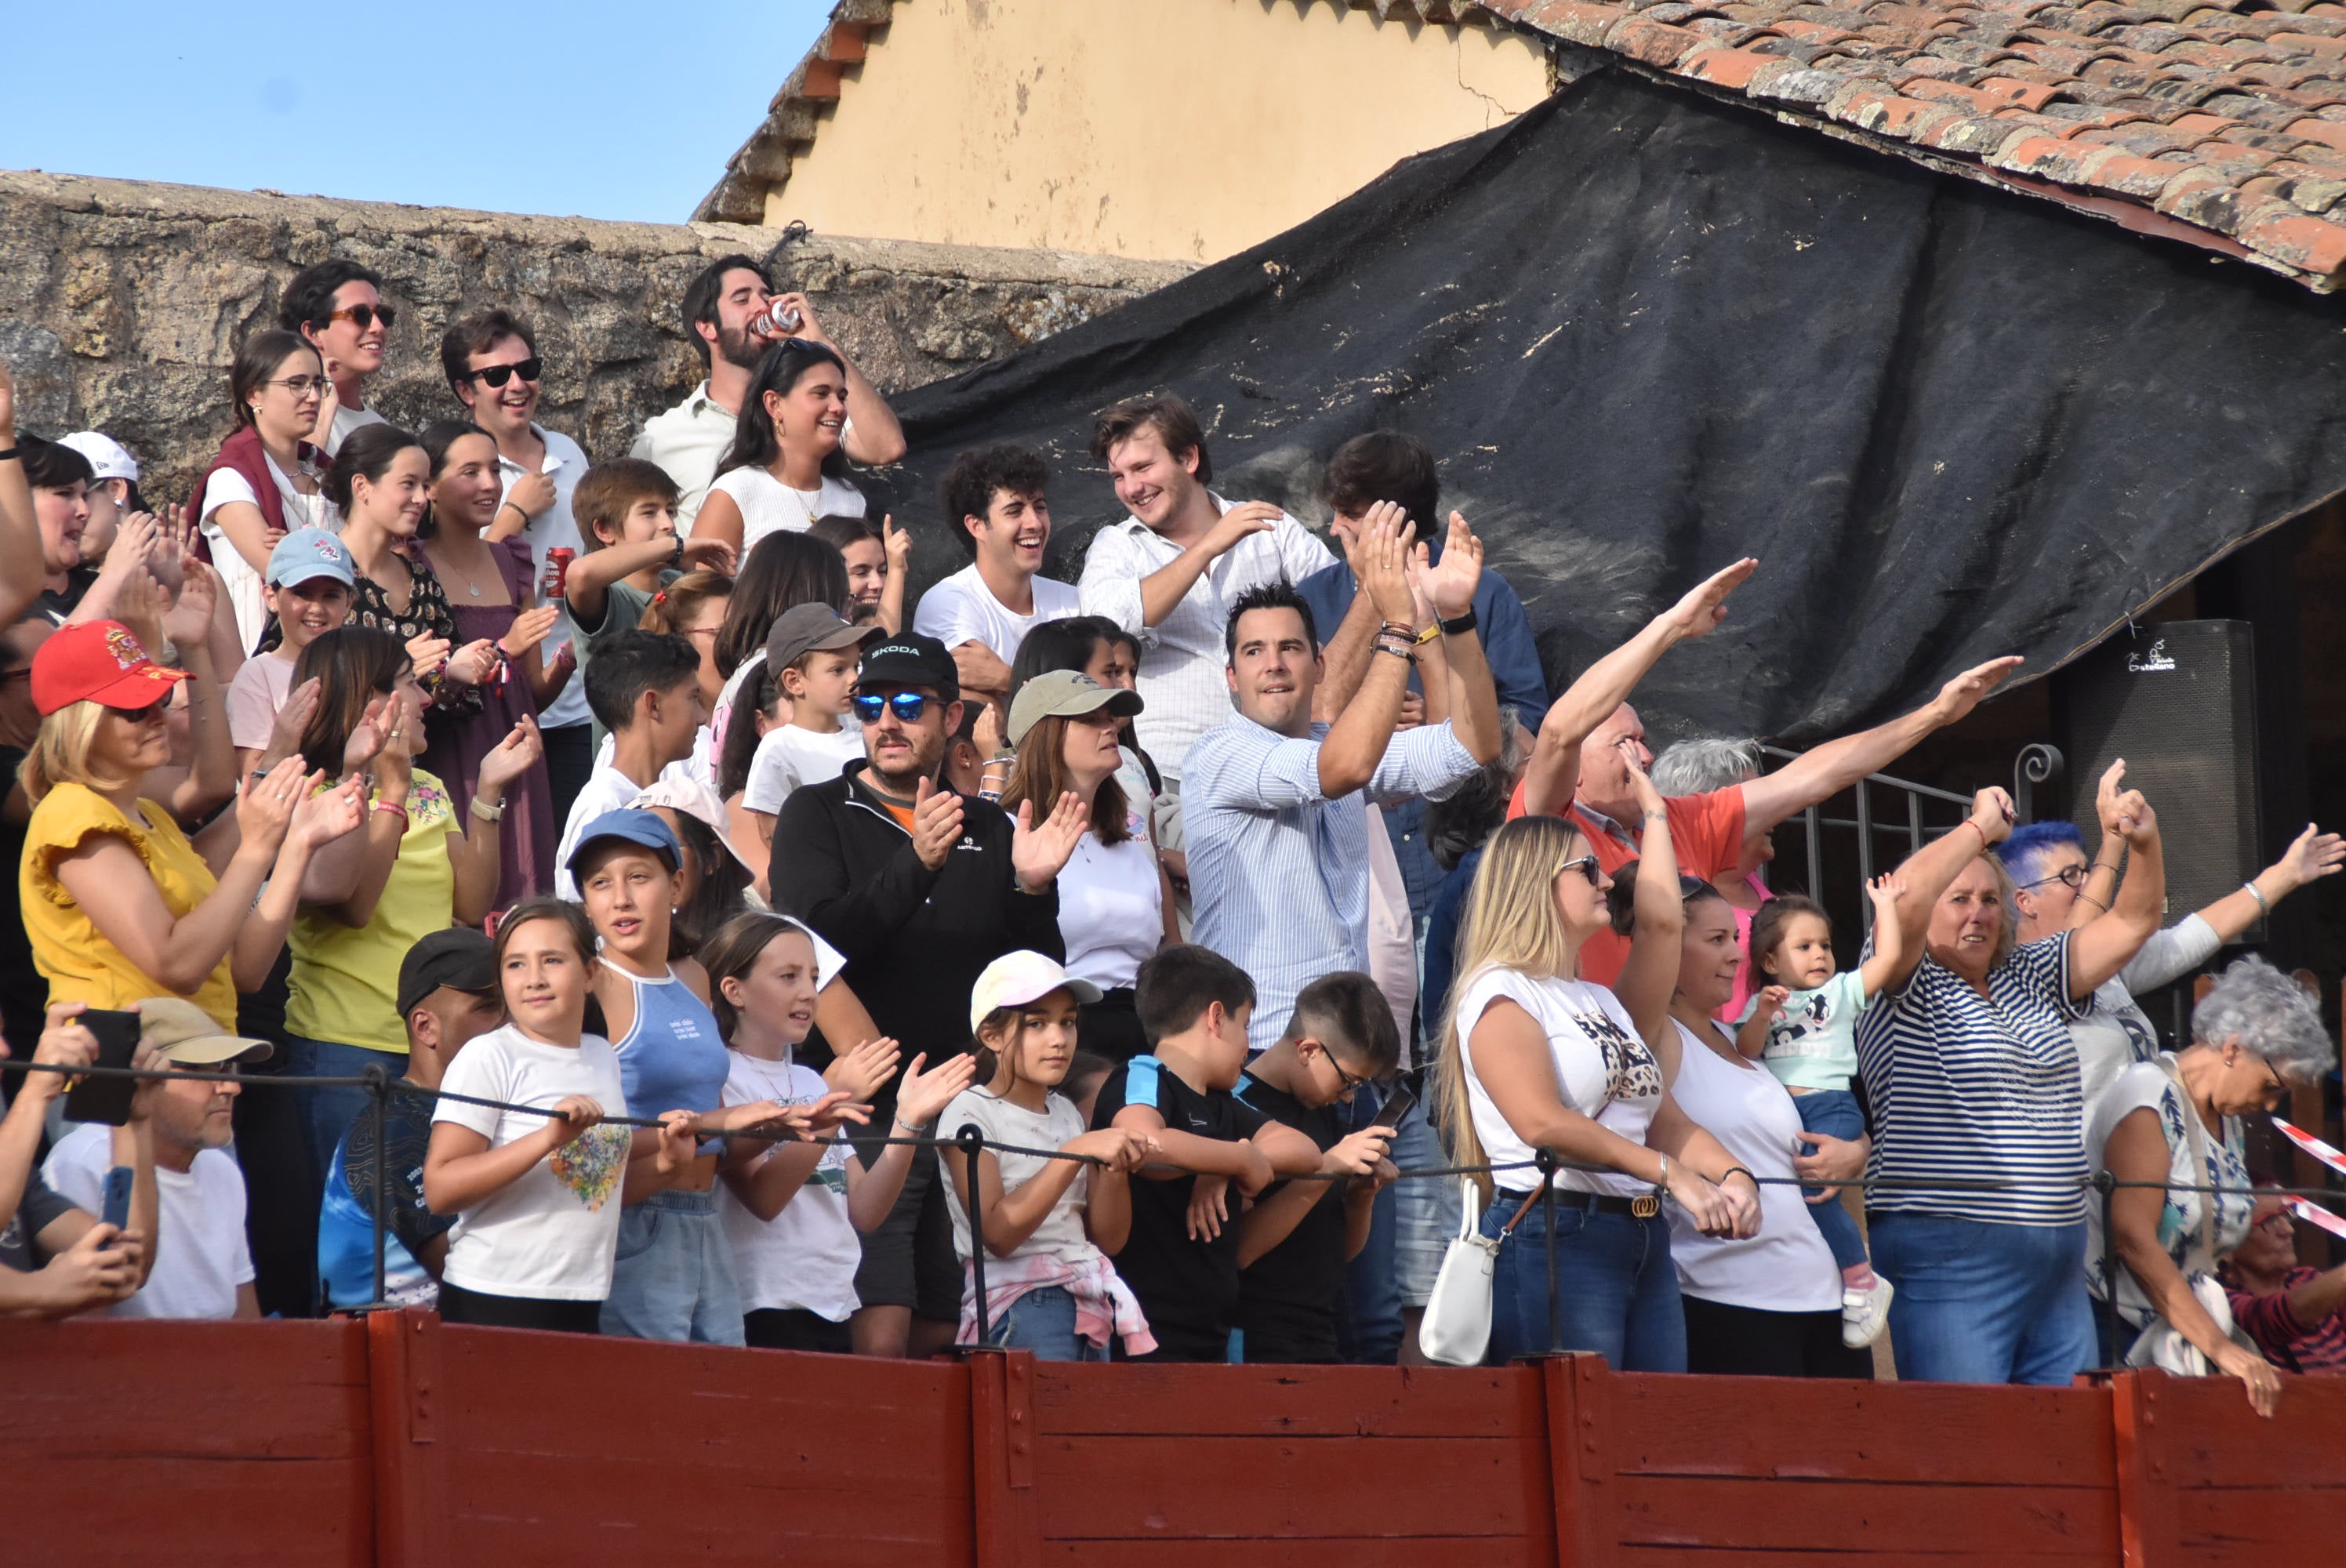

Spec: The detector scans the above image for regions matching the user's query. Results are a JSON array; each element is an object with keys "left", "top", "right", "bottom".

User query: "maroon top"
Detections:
[{"left": 187, "top": 425, "right": 329, "bottom": 549}]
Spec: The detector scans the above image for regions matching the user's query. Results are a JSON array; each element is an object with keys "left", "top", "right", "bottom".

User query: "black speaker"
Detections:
[{"left": 2057, "top": 620, "right": 2260, "bottom": 924}]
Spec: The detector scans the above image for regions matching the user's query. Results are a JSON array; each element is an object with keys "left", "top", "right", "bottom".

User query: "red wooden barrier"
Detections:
[{"left": 5, "top": 1313, "right": 2343, "bottom": 1567}]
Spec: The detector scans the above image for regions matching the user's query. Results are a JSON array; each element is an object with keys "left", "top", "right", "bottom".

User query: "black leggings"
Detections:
[
  {"left": 745, "top": 1308, "right": 855, "bottom": 1352},
  {"left": 438, "top": 1281, "right": 603, "bottom": 1335},
  {"left": 1680, "top": 1294, "right": 1872, "bottom": 1379}
]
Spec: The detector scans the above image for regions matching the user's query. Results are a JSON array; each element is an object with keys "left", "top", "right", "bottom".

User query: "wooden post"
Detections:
[
  {"left": 2109, "top": 1367, "right": 2179, "bottom": 1568},
  {"left": 968, "top": 1349, "right": 1041, "bottom": 1568},
  {"left": 365, "top": 1308, "right": 448, "bottom": 1568},
  {"left": 1538, "top": 1354, "right": 1614, "bottom": 1568}
]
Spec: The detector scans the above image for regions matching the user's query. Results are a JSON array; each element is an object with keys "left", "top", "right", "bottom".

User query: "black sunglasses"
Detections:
[
  {"left": 464, "top": 358, "right": 542, "bottom": 389},
  {"left": 851, "top": 691, "right": 931, "bottom": 725},
  {"left": 1562, "top": 853, "right": 1603, "bottom": 883},
  {"left": 325, "top": 303, "right": 397, "bottom": 331},
  {"left": 107, "top": 699, "right": 166, "bottom": 723}
]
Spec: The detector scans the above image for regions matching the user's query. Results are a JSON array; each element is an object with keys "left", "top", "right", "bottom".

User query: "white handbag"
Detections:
[{"left": 1419, "top": 1176, "right": 1506, "bottom": 1367}]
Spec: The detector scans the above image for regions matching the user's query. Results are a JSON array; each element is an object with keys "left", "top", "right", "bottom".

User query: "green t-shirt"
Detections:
[{"left": 571, "top": 570, "right": 676, "bottom": 747}]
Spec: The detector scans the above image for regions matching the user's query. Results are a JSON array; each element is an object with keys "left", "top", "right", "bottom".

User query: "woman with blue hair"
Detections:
[{"left": 1999, "top": 760, "right": 2342, "bottom": 1112}]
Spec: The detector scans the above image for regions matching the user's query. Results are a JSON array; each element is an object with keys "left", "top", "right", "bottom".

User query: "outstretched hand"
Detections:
[
  {"left": 1011, "top": 789, "right": 1090, "bottom": 893},
  {"left": 1660, "top": 558, "right": 1757, "bottom": 643},
  {"left": 1930, "top": 656, "right": 2025, "bottom": 726},
  {"left": 1417, "top": 511, "right": 1484, "bottom": 622},
  {"left": 2270, "top": 822, "right": 2346, "bottom": 896}
]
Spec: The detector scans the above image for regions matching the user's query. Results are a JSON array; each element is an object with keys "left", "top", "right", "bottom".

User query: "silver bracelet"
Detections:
[{"left": 2242, "top": 880, "right": 2268, "bottom": 913}]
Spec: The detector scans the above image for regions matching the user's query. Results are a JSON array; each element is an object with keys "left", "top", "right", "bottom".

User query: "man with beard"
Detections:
[
  {"left": 630, "top": 255, "right": 905, "bottom": 534},
  {"left": 768, "top": 632, "right": 1088, "bottom": 1357}
]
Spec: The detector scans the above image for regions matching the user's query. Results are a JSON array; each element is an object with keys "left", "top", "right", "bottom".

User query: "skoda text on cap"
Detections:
[
  {"left": 855, "top": 632, "right": 961, "bottom": 701},
  {"left": 267, "top": 528, "right": 358, "bottom": 589},
  {"left": 29, "top": 620, "right": 190, "bottom": 717},
  {"left": 1007, "top": 669, "right": 1144, "bottom": 748},
  {"left": 968, "top": 949, "right": 1104, "bottom": 1033}
]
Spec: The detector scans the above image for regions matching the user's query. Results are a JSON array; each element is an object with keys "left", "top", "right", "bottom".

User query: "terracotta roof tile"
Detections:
[{"left": 1480, "top": 0, "right": 2346, "bottom": 284}]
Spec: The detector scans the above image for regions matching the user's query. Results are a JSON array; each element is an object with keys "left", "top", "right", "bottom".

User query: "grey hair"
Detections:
[
  {"left": 1650, "top": 735, "right": 1763, "bottom": 797},
  {"left": 2192, "top": 954, "right": 2334, "bottom": 1084}
]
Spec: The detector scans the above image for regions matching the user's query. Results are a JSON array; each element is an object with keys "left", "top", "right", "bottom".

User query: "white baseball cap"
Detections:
[
  {"left": 968, "top": 950, "right": 1102, "bottom": 1033},
  {"left": 57, "top": 431, "right": 140, "bottom": 485}
]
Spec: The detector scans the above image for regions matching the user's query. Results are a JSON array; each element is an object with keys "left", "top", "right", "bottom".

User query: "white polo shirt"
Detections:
[{"left": 629, "top": 380, "right": 735, "bottom": 535}]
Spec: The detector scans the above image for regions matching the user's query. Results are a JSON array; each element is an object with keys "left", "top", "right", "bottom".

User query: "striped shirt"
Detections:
[
  {"left": 1185, "top": 716, "right": 1477, "bottom": 1049},
  {"left": 1077, "top": 497, "right": 1335, "bottom": 782},
  {"left": 1854, "top": 931, "right": 2090, "bottom": 1226},
  {"left": 2221, "top": 1263, "right": 2346, "bottom": 1376}
]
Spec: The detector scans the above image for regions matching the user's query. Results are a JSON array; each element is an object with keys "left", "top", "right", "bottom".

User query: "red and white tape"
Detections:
[
  {"left": 2272, "top": 1118, "right": 2346, "bottom": 1181},
  {"left": 2286, "top": 1196, "right": 2346, "bottom": 1241}
]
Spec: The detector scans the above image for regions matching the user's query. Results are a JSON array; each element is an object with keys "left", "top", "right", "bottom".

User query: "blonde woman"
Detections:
[
  {"left": 1433, "top": 757, "right": 1758, "bottom": 1370},
  {"left": 20, "top": 620, "right": 361, "bottom": 1031}
]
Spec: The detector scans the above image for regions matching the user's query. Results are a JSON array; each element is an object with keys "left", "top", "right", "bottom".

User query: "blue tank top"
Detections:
[{"left": 612, "top": 968, "right": 731, "bottom": 1139}]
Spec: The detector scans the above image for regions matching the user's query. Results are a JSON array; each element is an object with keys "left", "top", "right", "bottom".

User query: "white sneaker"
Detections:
[{"left": 1842, "top": 1276, "right": 1894, "bottom": 1348}]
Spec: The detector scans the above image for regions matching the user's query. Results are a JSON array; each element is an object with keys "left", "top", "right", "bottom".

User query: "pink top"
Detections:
[{"left": 1721, "top": 872, "right": 1771, "bottom": 1022}]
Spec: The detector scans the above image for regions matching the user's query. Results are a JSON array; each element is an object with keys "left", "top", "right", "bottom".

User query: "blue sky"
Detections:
[{"left": 2, "top": 1, "right": 837, "bottom": 221}]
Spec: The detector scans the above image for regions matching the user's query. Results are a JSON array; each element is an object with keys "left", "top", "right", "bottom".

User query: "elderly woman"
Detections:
[
  {"left": 1647, "top": 870, "right": 1870, "bottom": 1377},
  {"left": 2087, "top": 956, "right": 2331, "bottom": 1415},
  {"left": 1999, "top": 761, "right": 2344, "bottom": 1112},
  {"left": 1856, "top": 783, "right": 2163, "bottom": 1386}
]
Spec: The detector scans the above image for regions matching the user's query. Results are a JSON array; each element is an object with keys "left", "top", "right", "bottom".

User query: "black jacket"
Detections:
[{"left": 769, "top": 763, "right": 1063, "bottom": 1089}]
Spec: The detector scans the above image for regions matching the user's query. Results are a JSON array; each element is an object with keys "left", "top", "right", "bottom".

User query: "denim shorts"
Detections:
[
  {"left": 978, "top": 1285, "right": 1106, "bottom": 1362},
  {"left": 601, "top": 1187, "right": 746, "bottom": 1346}
]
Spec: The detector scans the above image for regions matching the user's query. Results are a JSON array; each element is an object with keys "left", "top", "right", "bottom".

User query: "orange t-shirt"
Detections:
[{"left": 1505, "top": 782, "right": 1749, "bottom": 986}]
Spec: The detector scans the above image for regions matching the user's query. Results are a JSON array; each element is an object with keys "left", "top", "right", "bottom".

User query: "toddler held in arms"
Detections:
[{"left": 1735, "top": 877, "right": 1905, "bottom": 1348}]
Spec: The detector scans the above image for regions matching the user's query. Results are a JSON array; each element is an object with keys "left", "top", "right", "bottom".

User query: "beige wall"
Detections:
[{"left": 769, "top": 0, "right": 1552, "bottom": 263}]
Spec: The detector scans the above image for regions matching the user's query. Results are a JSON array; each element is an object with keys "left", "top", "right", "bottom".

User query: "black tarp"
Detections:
[{"left": 864, "top": 68, "right": 2346, "bottom": 742}]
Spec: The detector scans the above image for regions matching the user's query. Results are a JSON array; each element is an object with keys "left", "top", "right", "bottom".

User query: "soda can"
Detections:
[
  {"left": 748, "top": 299, "right": 804, "bottom": 342},
  {"left": 543, "top": 546, "right": 575, "bottom": 601}
]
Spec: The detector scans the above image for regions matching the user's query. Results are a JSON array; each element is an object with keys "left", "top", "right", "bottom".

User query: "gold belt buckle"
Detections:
[{"left": 1631, "top": 1193, "right": 1661, "bottom": 1219}]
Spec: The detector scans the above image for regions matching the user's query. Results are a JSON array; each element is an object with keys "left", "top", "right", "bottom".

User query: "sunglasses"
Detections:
[
  {"left": 326, "top": 303, "right": 397, "bottom": 331},
  {"left": 107, "top": 699, "right": 166, "bottom": 723},
  {"left": 851, "top": 691, "right": 932, "bottom": 725},
  {"left": 463, "top": 357, "right": 542, "bottom": 389},
  {"left": 2020, "top": 864, "right": 2091, "bottom": 891},
  {"left": 1561, "top": 853, "right": 1603, "bottom": 884}
]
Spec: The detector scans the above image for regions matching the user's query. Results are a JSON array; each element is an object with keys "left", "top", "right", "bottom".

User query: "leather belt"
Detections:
[{"left": 1498, "top": 1187, "right": 1663, "bottom": 1221}]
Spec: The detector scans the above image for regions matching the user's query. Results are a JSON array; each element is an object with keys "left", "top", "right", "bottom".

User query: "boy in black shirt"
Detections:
[
  {"left": 1232, "top": 972, "right": 1401, "bottom": 1364},
  {"left": 1093, "top": 946, "right": 1318, "bottom": 1362}
]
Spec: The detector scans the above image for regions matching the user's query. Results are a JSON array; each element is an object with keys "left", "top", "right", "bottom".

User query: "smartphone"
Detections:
[
  {"left": 1371, "top": 1083, "right": 1418, "bottom": 1131},
  {"left": 100, "top": 1167, "right": 133, "bottom": 1231},
  {"left": 60, "top": 1009, "right": 142, "bottom": 1127}
]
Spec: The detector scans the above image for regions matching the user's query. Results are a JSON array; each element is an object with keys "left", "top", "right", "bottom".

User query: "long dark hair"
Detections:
[
  {"left": 231, "top": 329, "right": 321, "bottom": 433},
  {"left": 714, "top": 338, "right": 850, "bottom": 481},
  {"left": 715, "top": 662, "right": 781, "bottom": 800},
  {"left": 713, "top": 531, "right": 851, "bottom": 678},
  {"left": 666, "top": 810, "right": 754, "bottom": 957},
  {"left": 293, "top": 626, "right": 407, "bottom": 775},
  {"left": 416, "top": 418, "right": 494, "bottom": 541},
  {"left": 323, "top": 422, "right": 424, "bottom": 514},
  {"left": 1009, "top": 615, "right": 1159, "bottom": 795}
]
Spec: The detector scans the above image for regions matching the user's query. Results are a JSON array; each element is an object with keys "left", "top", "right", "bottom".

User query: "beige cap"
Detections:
[
  {"left": 1007, "top": 670, "right": 1143, "bottom": 748},
  {"left": 138, "top": 997, "right": 275, "bottom": 1065}
]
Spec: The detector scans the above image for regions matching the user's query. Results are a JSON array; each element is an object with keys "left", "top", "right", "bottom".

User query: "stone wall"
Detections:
[{"left": 0, "top": 169, "right": 1191, "bottom": 499}]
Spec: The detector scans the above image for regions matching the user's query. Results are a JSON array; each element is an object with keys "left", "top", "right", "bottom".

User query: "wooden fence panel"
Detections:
[
  {"left": 0, "top": 1318, "right": 373, "bottom": 1566},
  {"left": 2115, "top": 1367, "right": 2346, "bottom": 1568}
]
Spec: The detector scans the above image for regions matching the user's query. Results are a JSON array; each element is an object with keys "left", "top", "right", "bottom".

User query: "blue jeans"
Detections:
[
  {"left": 979, "top": 1286, "right": 1106, "bottom": 1361},
  {"left": 1483, "top": 1191, "right": 1686, "bottom": 1372},
  {"left": 1868, "top": 1212, "right": 2096, "bottom": 1385},
  {"left": 283, "top": 1035, "right": 410, "bottom": 1185},
  {"left": 1792, "top": 1090, "right": 1869, "bottom": 1272},
  {"left": 601, "top": 1188, "right": 746, "bottom": 1345},
  {"left": 1389, "top": 1095, "right": 1447, "bottom": 1308}
]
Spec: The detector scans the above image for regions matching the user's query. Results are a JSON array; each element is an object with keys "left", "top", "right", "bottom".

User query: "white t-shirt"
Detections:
[
  {"left": 940, "top": 1087, "right": 1104, "bottom": 1269},
  {"left": 913, "top": 564, "right": 1081, "bottom": 668},
  {"left": 200, "top": 452, "right": 342, "bottom": 654},
  {"left": 496, "top": 427, "right": 592, "bottom": 731},
  {"left": 554, "top": 762, "right": 664, "bottom": 901},
  {"left": 743, "top": 722, "right": 866, "bottom": 815},
  {"left": 1451, "top": 967, "right": 1664, "bottom": 1198},
  {"left": 2073, "top": 916, "right": 2221, "bottom": 1125},
  {"left": 328, "top": 405, "right": 387, "bottom": 456},
  {"left": 227, "top": 650, "right": 296, "bottom": 751},
  {"left": 430, "top": 1025, "right": 633, "bottom": 1301},
  {"left": 717, "top": 1052, "right": 862, "bottom": 1321},
  {"left": 1058, "top": 817, "right": 1163, "bottom": 992},
  {"left": 1665, "top": 1022, "right": 1841, "bottom": 1312},
  {"left": 44, "top": 1124, "right": 253, "bottom": 1320},
  {"left": 709, "top": 466, "right": 864, "bottom": 554}
]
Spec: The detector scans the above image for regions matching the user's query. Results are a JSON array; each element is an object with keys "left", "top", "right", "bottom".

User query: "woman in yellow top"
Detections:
[
  {"left": 282, "top": 625, "right": 541, "bottom": 1176},
  {"left": 20, "top": 619, "right": 362, "bottom": 1032}
]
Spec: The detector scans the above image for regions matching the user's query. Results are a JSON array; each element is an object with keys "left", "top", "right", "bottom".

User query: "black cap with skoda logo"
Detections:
[{"left": 855, "top": 632, "right": 961, "bottom": 702}]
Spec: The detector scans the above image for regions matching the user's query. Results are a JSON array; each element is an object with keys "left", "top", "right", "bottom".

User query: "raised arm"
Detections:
[
  {"left": 1738, "top": 657, "right": 2023, "bottom": 846},
  {"left": 772, "top": 296, "right": 906, "bottom": 466},
  {"left": 1137, "top": 503, "right": 1281, "bottom": 630},
  {"left": 2067, "top": 788, "right": 2162, "bottom": 999},
  {"left": 1315, "top": 514, "right": 1417, "bottom": 798},
  {"left": 1520, "top": 559, "right": 1756, "bottom": 818},
  {"left": 1416, "top": 514, "right": 1502, "bottom": 768},
  {"left": 447, "top": 720, "right": 540, "bottom": 926},
  {"left": 1612, "top": 755, "right": 1686, "bottom": 1065},
  {"left": 0, "top": 365, "right": 39, "bottom": 627},
  {"left": 1875, "top": 787, "right": 2015, "bottom": 996}
]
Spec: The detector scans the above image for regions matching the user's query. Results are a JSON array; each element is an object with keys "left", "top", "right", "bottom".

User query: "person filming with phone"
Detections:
[{"left": 0, "top": 1004, "right": 159, "bottom": 1319}]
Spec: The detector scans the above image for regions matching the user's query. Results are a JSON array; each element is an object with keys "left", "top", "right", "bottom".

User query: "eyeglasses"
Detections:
[
  {"left": 1561, "top": 853, "right": 1603, "bottom": 884},
  {"left": 463, "top": 358, "right": 542, "bottom": 388},
  {"left": 107, "top": 699, "right": 165, "bottom": 723},
  {"left": 851, "top": 691, "right": 932, "bottom": 725},
  {"left": 2254, "top": 1052, "right": 2287, "bottom": 1098},
  {"left": 1313, "top": 1044, "right": 1367, "bottom": 1094},
  {"left": 326, "top": 303, "right": 397, "bottom": 332},
  {"left": 2020, "top": 865, "right": 2091, "bottom": 891},
  {"left": 268, "top": 376, "right": 329, "bottom": 398}
]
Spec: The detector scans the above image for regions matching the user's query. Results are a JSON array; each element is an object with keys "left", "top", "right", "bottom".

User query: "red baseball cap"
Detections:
[{"left": 31, "top": 620, "right": 189, "bottom": 717}]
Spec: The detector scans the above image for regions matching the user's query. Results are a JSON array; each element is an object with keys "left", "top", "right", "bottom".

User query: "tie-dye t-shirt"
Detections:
[{"left": 431, "top": 1024, "right": 633, "bottom": 1302}]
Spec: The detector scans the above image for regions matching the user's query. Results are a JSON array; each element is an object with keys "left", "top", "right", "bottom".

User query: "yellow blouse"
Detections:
[{"left": 21, "top": 782, "right": 239, "bottom": 1031}]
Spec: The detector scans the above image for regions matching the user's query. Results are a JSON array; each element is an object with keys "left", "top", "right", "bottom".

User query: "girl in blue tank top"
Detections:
[{"left": 569, "top": 808, "right": 801, "bottom": 1344}]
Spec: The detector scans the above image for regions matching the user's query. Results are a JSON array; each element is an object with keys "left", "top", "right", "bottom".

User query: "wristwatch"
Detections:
[{"left": 1438, "top": 609, "right": 1478, "bottom": 638}]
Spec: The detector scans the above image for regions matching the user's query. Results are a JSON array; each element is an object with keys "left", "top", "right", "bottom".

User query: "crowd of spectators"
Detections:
[{"left": 0, "top": 252, "right": 2341, "bottom": 1415}]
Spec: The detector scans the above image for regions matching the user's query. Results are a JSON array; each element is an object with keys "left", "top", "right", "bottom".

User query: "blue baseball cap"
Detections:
[
  {"left": 267, "top": 527, "right": 357, "bottom": 588},
  {"left": 565, "top": 808, "right": 681, "bottom": 875}
]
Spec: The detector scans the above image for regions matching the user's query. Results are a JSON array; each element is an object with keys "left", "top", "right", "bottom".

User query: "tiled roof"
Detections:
[
  {"left": 1480, "top": 0, "right": 2346, "bottom": 287},
  {"left": 703, "top": 0, "right": 2346, "bottom": 289}
]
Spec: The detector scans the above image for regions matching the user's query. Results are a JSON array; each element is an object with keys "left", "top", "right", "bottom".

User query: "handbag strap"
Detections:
[{"left": 2153, "top": 1054, "right": 2221, "bottom": 1271}]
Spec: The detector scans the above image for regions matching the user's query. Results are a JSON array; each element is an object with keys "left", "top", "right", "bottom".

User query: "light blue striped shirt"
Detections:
[{"left": 1184, "top": 717, "right": 1476, "bottom": 1049}]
